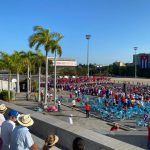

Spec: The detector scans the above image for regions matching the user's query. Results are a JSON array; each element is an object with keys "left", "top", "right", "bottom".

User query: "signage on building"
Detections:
[{"left": 52, "top": 60, "right": 77, "bottom": 66}]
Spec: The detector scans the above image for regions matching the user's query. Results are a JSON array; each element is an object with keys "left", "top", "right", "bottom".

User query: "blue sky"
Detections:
[{"left": 0, "top": 0, "right": 150, "bottom": 65}]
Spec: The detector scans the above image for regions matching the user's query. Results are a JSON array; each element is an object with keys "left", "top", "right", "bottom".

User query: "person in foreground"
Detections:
[
  {"left": 1, "top": 109, "right": 19, "bottom": 150},
  {"left": 43, "top": 134, "right": 59, "bottom": 150},
  {"left": 0, "top": 104, "right": 7, "bottom": 149},
  {"left": 72, "top": 137, "right": 85, "bottom": 150},
  {"left": 10, "top": 114, "right": 38, "bottom": 150}
]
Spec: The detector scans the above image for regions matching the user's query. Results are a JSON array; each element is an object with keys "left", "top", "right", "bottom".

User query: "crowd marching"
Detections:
[{"left": 1, "top": 76, "right": 150, "bottom": 149}]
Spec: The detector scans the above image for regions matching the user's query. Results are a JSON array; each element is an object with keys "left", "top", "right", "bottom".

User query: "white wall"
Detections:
[{"left": 0, "top": 80, "right": 16, "bottom": 91}]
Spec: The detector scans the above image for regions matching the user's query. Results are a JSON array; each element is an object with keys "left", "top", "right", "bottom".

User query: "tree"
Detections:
[
  {"left": 33, "top": 50, "right": 45, "bottom": 103},
  {"left": 0, "top": 52, "right": 13, "bottom": 100},
  {"left": 51, "top": 37, "right": 63, "bottom": 104},
  {"left": 20, "top": 50, "right": 35, "bottom": 100},
  {"left": 29, "top": 26, "right": 63, "bottom": 104},
  {"left": 76, "top": 64, "right": 87, "bottom": 76},
  {"left": 11, "top": 51, "right": 24, "bottom": 93}
]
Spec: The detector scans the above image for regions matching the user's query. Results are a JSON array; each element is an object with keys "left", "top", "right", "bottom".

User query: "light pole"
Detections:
[
  {"left": 54, "top": 51, "right": 57, "bottom": 105},
  {"left": 86, "top": 35, "right": 91, "bottom": 77},
  {"left": 134, "top": 47, "right": 138, "bottom": 78}
]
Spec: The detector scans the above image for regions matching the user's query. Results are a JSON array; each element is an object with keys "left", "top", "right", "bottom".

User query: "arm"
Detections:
[
  {"left": 30, "top": 144, "right": 38, "bottom": 150},
  {"left": 25, "top": 131, "right": 38, "bottom": 150}
]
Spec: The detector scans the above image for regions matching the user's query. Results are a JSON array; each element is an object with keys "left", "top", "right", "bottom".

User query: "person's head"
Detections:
[
  {"left": 0, "top": 104, "right": 7, "bottom": 114},
  {"left": 17, "top": 114, "right": 34, "bottom": 127},
  {"left": 8, "top": 109, "right": 19, "bottom": 122},
  {"left": 73, "top": 137, "right": 85, "bottom": 150},
  {"left": 43, "top": 134, "right": 59, "bottom": 150},
  {"left": 114, "top": 123, "right": 119, "bottom": 129}
]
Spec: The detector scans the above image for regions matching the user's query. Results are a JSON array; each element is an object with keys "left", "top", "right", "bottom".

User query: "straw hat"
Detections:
[
  {"left": 45, "top": 134, "right": 59, "bottom": 147},
  {"left": 17, "top": 114, "right": 34, "bottom": 127},
  {"left": 0, "top": 104, "right": 7, "bottom": 113}
]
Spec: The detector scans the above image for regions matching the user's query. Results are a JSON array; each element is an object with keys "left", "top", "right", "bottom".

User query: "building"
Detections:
[
  {"left": 133, "top": 53, "right": 150, "bottom": 69},
  {"left": 49, "top": 57, "right": 77, "bottom": 66},
  {"left": 113, "top": 61, "right": 126, "bottom": 67},
  {"left": 48, "top": 57, "right": 77, "bottom": 75}
]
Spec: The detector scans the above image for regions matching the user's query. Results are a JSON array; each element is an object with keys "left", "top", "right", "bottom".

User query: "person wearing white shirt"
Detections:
[
  {"left": 0, "top": 104, "right": 7, "bottom": 149},
  {"left": 72, "top": 99, "right": 76, "bottom": 110},
  {"left": 1, "top": 109, "right": 19, "bottom": 150},
  {"left": 0, "top": 104, "right": 7, "bottom": 136},
  {"left": 57, "top": 100, "right": 61, "bottom": 112}
]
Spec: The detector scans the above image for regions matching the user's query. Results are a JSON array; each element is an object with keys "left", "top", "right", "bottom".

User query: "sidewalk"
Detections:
[{"left": 12, "top": 98, "right": 112, "bottom": 133}]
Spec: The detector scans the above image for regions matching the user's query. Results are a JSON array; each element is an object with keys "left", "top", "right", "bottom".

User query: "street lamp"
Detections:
[
  {"left": 54, "top": 51, "right": 57, "bottom": 105},
  {"left": 134, "top": 47, "right": 138, "bottom": 78},
  {"left": 86, "top": 35, "right": 91, "bottom": 77}
]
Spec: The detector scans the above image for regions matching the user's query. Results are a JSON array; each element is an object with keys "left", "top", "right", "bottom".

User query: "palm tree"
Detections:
[
  {"left": 11, "top": 51, "right": 24, "bottom": 93},
  {"left": 51, "top": 37, "right": 63, "bottom": 105},
  {"left": 33, "top": 50, "right": 45, "bottom": 103},
  {"left": 0, "top": 51, "right": 13, "bottom": 100},
  {"left": 29, "top": 26, "right": 63, "bottom": 105},
  {"left": 20, "top": 50, "right": 35, "bottom": 100}
]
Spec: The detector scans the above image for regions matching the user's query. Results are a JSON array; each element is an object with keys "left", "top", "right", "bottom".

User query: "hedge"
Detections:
[{"left": 0, "top": 90, "right": 13, "bottom": 101}]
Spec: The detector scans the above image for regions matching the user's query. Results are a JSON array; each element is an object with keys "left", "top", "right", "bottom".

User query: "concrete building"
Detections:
[
  {"left": 48, "top": 57, "right": 77, "bottom": 67},
  {"left": 113, "top": 61, "right": 126, "bottom": 67},
  {"left": 133, "top": 53, "right": 150, "bottom": 68},
  {"left": 48, "top": 57, "right": 77, "bottom": 75}
]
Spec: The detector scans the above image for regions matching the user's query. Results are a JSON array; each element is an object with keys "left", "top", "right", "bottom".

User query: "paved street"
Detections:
[{"left": 12, "top": 98, "right": 113, "bottom": 134}]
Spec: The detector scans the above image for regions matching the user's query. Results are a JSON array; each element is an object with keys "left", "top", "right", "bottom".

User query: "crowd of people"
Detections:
[{"left": 2, "top": 76, "right": 150, "bottom": 149}]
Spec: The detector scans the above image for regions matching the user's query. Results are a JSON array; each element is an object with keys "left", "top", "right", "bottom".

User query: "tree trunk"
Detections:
[
  {"left": 1, "top": 80, "right": 2, "bottom": 91},
  {"left": 27, "top": 65, "right": 30, "bottom": 100},
  {"left": 54, "top": 51, "right": 57, "bottom": 105},
  {"left": 8, "top": 70, "right": 11, "bottom": 101},
  {"left": 29, "top": 71, "right": 32, "bottom": 94},
  {"left": 16, "top": 71, "right": 20, "bottom": 93},
  {"left": 44, "top": 54, "right": 48, "bottom": 104},
  {"left": 38, "top": 65, "right": 41, "bottom": 103}
]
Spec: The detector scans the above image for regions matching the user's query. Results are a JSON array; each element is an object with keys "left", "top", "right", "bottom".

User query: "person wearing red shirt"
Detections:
[
  {"left": 85, "top": 103, "right": 90, "bottom": 118},
  {"left": 121, "top": 96, "right": 125, "bottom": 104},
  {"left": 109, "top": 123, "right": 119, "bottom": 135},
  {"left": 110, "top": 123, "right": 119, "bottom": 131}
]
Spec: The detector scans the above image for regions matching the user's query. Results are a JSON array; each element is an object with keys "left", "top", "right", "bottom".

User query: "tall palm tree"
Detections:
[
  {"left": 51, "top": 37, "right": 63, "bottom": 105},
  {"left": 29, "top": 26, "right": 63, "bottom": 105},
  {"left": 33, "top": 50, "right": 45, "bottom": 103},
  {"left": 20, "top": 50, "right": 35, "bottom": 100},
  {"left": 11, "top": 51, "right": 24, "bottom": 93}
]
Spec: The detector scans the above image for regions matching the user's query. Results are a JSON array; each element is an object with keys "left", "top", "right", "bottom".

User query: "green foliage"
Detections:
[
  {"left": 0, "top": 90, "right": 13, "bottom": 101},
  {"left": 32, "top": 80, "right": 38, "bottom": 92},
  {"left": 76, "top": 64, "right": 87, "bottom": 76},
  {"left": 60, "top": 67, "right": 76, "bottom": 76}
]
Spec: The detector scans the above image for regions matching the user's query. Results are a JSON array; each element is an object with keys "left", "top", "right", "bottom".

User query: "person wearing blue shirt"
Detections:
[
  {"left": 10, "top": 114, "right": 38, "bottom": 150},
  {"left": 1, "top": 109, "right": 19, "bottom": 150}
]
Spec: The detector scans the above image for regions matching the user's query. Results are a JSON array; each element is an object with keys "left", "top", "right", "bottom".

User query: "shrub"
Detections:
[{"left": 0, "top": 90, "right": 13, "bottom": 101}]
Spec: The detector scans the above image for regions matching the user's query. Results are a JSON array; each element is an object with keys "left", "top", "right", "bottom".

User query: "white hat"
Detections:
[
  {"left": 46, "top": 135, "right": 59, "bottom": 147},
  {"left": 17, "top": 114, "right": 34, "bottom": 127},
  {"left": 0, "top": 104, "right": 7, "bottom": 113}
]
